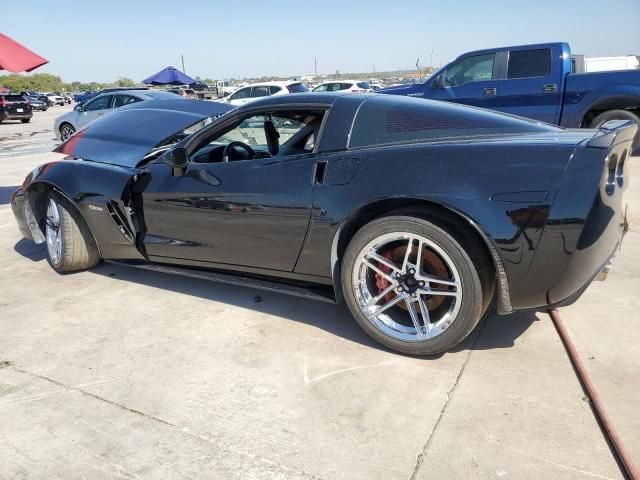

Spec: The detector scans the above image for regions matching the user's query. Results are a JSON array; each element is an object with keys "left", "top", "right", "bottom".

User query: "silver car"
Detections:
[{"left": 54, "top": 89, "right": 179, "bottom": 141}]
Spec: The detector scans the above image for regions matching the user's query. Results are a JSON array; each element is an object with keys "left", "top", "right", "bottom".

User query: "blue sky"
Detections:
[{"left": 5, "top": 0, "right": 640, "bottom": 82}]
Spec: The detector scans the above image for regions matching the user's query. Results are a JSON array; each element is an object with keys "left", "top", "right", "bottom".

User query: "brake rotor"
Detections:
[{"left": 374, "top": 244, "right": 450, "bottom": 311}]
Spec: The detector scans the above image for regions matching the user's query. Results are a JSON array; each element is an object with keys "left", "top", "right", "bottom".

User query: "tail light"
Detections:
[{"left": 0, "top": 96, "right": 5, "bottom": 106}]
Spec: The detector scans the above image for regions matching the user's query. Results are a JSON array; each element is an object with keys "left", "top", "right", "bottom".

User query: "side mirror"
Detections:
[
  {"left": 163, "top": 147, "right": 188, "bottom": 176},
  {"left": 74, "top": 104, "right": 83, "bottom": 112},
  {"left": 432, "top": 74, "right": 446, "bottom": 89}
]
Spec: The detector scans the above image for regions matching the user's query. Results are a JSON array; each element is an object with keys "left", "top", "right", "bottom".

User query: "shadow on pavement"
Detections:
[
  {"left": 13, "top": 240, "right": 538, "bottom": 356},
  {"left": 0, "top": 186, "right": 19, "bottom": 205}
]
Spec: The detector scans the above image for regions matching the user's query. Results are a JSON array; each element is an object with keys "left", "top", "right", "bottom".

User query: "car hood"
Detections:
[{"left": 53, "top": 99, "right": 234, "bottom": 168}]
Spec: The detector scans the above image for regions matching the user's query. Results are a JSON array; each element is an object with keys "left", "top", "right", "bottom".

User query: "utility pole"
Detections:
[
  {"left": 372, "top": 62, "right": 376, "bottom": 77},
  {"left": 181, "top": 54, "right": 186, "bottom": 74},
  {"left": 314, "top": 57, "right": 318, "bottom": 77}
]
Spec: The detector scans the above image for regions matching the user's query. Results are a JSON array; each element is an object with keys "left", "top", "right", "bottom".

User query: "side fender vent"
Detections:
[{"left": 105, "top": 201, "right": 134, "bottom": 243}]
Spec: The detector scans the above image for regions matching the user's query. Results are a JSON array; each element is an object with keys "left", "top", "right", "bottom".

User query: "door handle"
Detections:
[
  {"left": 97, "top": 112, "right": 104, "bottom": 116},
  {"left": 543, "top": 84, "right": 557, "bottom": 92},
  {"left": 483, "top": 87, "right": 497, "bottom": 96}
]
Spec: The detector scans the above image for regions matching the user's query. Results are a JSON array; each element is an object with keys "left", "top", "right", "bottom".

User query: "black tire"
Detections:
[
  {"left": 341, "top": 216, "right": 485, "bottom": 355},
  {"left": 589, "top": 109, "right": 640, "bottom": 151},
  {"left": 44, "top": 192, "right": 100, "bottom": 273},
  {"left": 21, "top": 118, "right": 31, "bottom": 123},
  {"left": 59, "top": 123, "right": 76, "bottom": 141}
]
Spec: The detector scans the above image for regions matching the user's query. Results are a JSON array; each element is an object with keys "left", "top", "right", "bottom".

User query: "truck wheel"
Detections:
[
  {"left": 341, "top": 216, "right": 484, "bottom": 355},
  {"left": 44, "top": 192, "right": 100, "bottom": 273},
  {"left": 589, "top": 109, "right": 640, "bottom": 151}
]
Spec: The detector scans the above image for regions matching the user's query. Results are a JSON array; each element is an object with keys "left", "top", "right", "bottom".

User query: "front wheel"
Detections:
[
  {"left": 45, "top": 192, "right": 100, "bottom": 273},
  {"left": 341, "top": 216, "right": 485, "bottom": 355},
  {"left": 59, "top": 123, "right": 75, "bottom": 141},
  {"left": 21, "top": 118, "right": 31, "bottom": 123}
]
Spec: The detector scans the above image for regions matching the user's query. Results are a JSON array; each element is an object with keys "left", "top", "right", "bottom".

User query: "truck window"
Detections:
[
  {"left": 444, "top": 54, "right": 495, "bottom": 87},
  {"left": 507, "top": 49, "right": 551, "bottom": 79}
]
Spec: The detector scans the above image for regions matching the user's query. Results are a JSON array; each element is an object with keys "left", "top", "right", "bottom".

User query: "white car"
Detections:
[
  {"left": 46, "top": 93, "right": 65, "bottom": 106},
  {"left": 54, "top": 89, "right": 178, "bottom": 141},
  {"left": 312, "top": 80, "right": 372, "bottom": 93},
  {"left": 221, "top": 81, "right": 309, "bottom": 106}
]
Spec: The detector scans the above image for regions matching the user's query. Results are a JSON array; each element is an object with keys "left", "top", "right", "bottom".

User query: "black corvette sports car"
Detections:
[{"left": 11, "top": 94, "right": 634, "bottom": 355}]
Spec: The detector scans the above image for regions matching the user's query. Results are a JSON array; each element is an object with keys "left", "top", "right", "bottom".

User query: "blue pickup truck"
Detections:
[{"left": 379, "top": 42, "right": 640, "bottom": 150}]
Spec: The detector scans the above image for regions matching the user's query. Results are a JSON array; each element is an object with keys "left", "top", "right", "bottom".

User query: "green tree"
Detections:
[{"left": 115, "top": 77, "right": 135, "bottom": 87}]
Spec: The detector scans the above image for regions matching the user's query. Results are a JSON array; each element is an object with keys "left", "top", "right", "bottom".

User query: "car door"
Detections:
[
  {"left": 428, "top": 52, "right": 500, "bottom": 109},
  {"left": 140, "top": 110, "right": 322, "bottom": 272},
  {"left": 496, "top": 46, "right": 563, "bottom": 124},
  {"left": 78, "top": 94, "right": 113, "bottom": 128}
]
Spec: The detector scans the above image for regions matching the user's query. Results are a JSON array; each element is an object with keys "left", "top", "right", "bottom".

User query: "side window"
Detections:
[
  {"left": 84, "top": 95, "right": 112, "bottom": 111},
  {"left": 113, "top": 95, "right": 141, "bottom": 108},
  {"left": 269, "top": 85, "right": 282, "bottom": 94},
  {"left": 229, "top": 87, "right": 250, "bottom": 100},
  {"left": 444, "top": 54, "right": 495, "bottom": 87},
  {"left": 508, "top": 49, "right": 551, "bottom": 79},
  {"left": 349, "top": 96, "right": 555, "bottom": 149},
  {"left": 328, "top": 83, "right": 343, "bottom": 92},
  {"left": 190, "top": 110, "right": 325, "bottom": 162},
  {"left": 313, "top": 84, "right": 329, "bottom": 92},
  {"left": 251, "top": 86, "right": 270, "bottom": 98}
]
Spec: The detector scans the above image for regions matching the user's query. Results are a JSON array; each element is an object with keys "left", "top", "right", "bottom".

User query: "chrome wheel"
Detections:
[
  {"left": 351, "top": 232, "right": 462, "bottom": 342},
  {"left": 60, "top": 124, "right": 75, "bottom": 141},
  {"left": 46, "top": 199, "right": 62, "bottom": 265}
]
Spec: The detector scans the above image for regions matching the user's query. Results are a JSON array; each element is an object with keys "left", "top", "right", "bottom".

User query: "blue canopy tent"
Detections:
[{"left": 142, "top": 66, "right": 196, "bottom": 86}]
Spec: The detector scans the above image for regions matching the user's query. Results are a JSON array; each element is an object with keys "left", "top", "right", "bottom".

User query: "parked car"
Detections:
[
  {"left": 20, "top": 91, "right": 49, "bottom": 104},
  {"left": 26, "top": 96, "right": 48, "bottom": 111},
  {"left": 74, "top": 87, "right": 149, "bottom": 106},
  {"left": 54, "top": 89, "right": 183, "bottom": 141},
  {"left": 0, "top": 94, "right": 33, "bottom": 123},
  {"left": 46, "top": 93, "right": 65, "bottom": 106},
  {"left": 11, "top": 93, "right": 634, "bottom": 355},
  {"left": 378, "top": 42, "right": 640, "bottom": 152},
  {"left": 312, "top": 80, "right": 372, "bottom": 93},
  {"left": 221, "top": 81, "right": 308, "bottom": 106},
  {"left": 59, "top": 92, "right": 73, "bottom": 104}
]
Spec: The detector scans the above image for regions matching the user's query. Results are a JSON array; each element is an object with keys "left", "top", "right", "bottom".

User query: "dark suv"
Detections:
[{"left": 0, "top": 94, "right": 33, "bottom": 123}]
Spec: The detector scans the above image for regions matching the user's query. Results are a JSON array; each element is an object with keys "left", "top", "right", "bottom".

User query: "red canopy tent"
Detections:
[{"left": 0, "top": 33, "right": 48, "bottom": 72}]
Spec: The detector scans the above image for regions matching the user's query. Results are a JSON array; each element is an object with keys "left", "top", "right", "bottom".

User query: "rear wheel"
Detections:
[
  {"left": 21, "top": 118, "right": 31, "bottom": 123},
  {"left": 59, "top": 123, "right": 75, "bottom": 141},
  {"left": 589, "top": 109, "right": 640, "bottom": 151},
  {"left": 45, "top": 192, "right": 100, "bottom": 273},
  {"left": 341, "top": 216, "right": 485, "bottom": 355}
]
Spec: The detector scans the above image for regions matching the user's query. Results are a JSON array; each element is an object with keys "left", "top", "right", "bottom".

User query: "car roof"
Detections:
[
  {"left": 236, "top": 92, "right": 367, "bottom": 110},
  {"left": 237, "top": 80, "right": 304, "bottom": 88},
  {"left": 317, "top": 80, "right": 359, "bottom": 84}
]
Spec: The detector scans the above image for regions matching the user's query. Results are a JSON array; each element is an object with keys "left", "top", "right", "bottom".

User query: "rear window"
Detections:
[
  {"left": 287, "top": 83, "right": 309, "bottom": 93},
  {"left": 349, "top": 95, "right": 557, "bottom": 148},
  {"left": 357, "top": 81, "right": 371, "bottom": 89},
  {"left": 508, "top": 49, "right": 551, "bottom": 79},
  {"left": 146, "top": 91, "right": 179, "bottom": 99},
  {"left": 1, "top": 95, "right": 26, "bottom": 102},
  {"left": 270, "top": 85, "right": 282, "bottom": 94}
]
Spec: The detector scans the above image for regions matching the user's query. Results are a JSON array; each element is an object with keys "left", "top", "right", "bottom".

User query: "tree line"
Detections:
[{"left": 0, "top": 73, "right": 138, "bottom": 92}]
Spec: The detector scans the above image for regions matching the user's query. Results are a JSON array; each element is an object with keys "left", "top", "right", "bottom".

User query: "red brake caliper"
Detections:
[{"left": 374, "top": 250, "right": 397, "bottom": 303}]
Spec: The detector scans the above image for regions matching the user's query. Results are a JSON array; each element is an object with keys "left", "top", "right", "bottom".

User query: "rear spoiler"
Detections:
[{"left": 587, "top": 119, "right": 638, "bottom": 149}]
